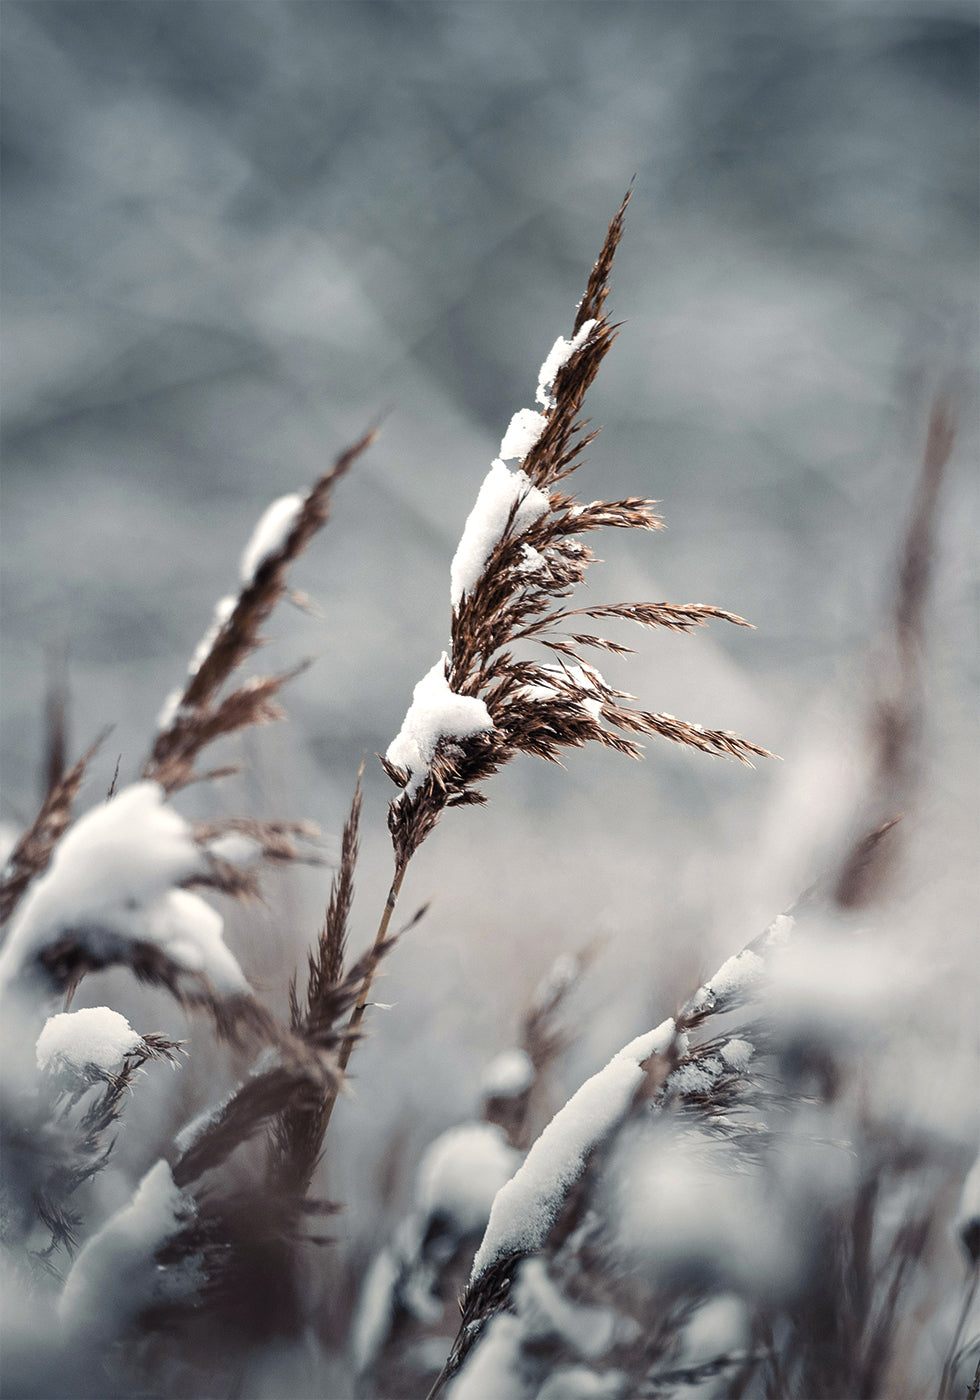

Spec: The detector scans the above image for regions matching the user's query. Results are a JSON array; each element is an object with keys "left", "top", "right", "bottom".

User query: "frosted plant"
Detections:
[
  {"left": 318, "top": 192, "right": 770, "bottom": 1150},
  {"left": 426, "top": 400, "right": 975, "bottom": 1400},
  {"left": 354, "top": 948, "right": 594, "bottom": 1398}
]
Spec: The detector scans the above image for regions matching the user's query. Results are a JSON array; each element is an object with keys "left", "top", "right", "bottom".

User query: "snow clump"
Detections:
[
  {"left": 36, "top": 1007, "right": 142, "bottom": 1078},
  {"left": 206, "top": 831, "right": 264, "bottom": 867},
  {"left": 471, "top": 1018, "right": 677, "bottom": 1280},
  {"left": 687, "top": 948, "right": 766, "bottom": 1015},
  {"left": 536, "top": 319, "right": 597, "bottom": 408},
  {"left": 450, "top": 459, "right": 550, "bottom": 609},
  {"left": 668, "top": 1056, "right": 723, "bottom": 1097},
  {"left": 416, "top": 1122, "right": 521, "bottom": 1237},
  {"left": 482, "top": 1048, "right": 535, "bottom": 1099},
  {"left": 240, "top": 492, "right": 304, "bottom": 584},
  {"left": 499, "top": 408, "right": 547, "bottom": 462},
  {"left": 386, "top": 655, "right": 494, "bottom": 799},
  {"left": 0, "top": 782, "right": 248, "bottom": 1000},
  {"left": 189, "top": 594, "right": 236, "bottom": 675},
  {"left": 720, "top": 1037, "right": 755, "bottom": 1072},
  {"left": 59, "top": 1160, "right": 200, "bottom": 1344}
]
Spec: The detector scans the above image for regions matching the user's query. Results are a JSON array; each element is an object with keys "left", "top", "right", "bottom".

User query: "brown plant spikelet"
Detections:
[
  {"left": 385, "top": 191, "right": 770, "bottom": 867},
  {"left": 144, "top": 429, "right": 375, "bottom": 792}
]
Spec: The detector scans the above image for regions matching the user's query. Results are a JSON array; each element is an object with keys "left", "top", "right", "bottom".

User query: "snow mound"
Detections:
[
  {"left": 59, "top": 1160, "right": 200, "bottom": 1344},
  {"left": 36, "top": 1007, "right": 142, "bottom": 1077},
  {"left": 482, "top": 1049, "right": 535, "bottom": 1099},
  {"left": 536, "top": 319, "right": 597, "bottom": 408},
  {"left": 450, "top": 459, "right": 550, "bottom": 609},
  {"left": 0, "top": 782, "right": 247, "bottom": 999},
  {"left": 240, "top": 492, "right": 304, "bottom": 584},
  {"left": 417, "top": 1122, "right": 522, "bottom": 1236},
  {"left": 471, "top": 1019, "right": 676, "bottom": 1280},
  {"left": 387, "top": 655, "right": 494, "bottom": 799}
]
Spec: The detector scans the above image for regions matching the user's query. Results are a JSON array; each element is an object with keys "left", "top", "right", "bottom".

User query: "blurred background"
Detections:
[{"left": 1, "top": 0, "right": 977, "bottom": 1250}]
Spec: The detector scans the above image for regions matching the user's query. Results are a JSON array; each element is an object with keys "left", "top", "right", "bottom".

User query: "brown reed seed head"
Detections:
[
  {"left": 384, "top": 192, "right": 770, "bottom": 866},
  {"left": 307, "top": 770, "right": 363, "bottom": 1008},
  {"left": 144, "top": 429, "right": 375, "bottom": 793},
  {"left": 271, "top": 776, "right": 368, "bottom": 1195}
]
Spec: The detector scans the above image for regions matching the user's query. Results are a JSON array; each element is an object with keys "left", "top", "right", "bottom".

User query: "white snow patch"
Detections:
[
  {"left": 145, "top": 887, "right": 245, "bottom": 993},
  {"left": 416, "top": 1122, "right": 522, "bottom": 1237},
  {"left": 517, "top": 543, "right": 547, "bottom": 575},
  {"left": 0, "top": 782, "right": 248, "bottom": 999},
  {"left": 59, "top": 1160, "right": 200, "bottom": 1343},
  {"left": 764, "top": 912, "right": 795, "bottom": 946},
  {"left": 536, "top": 319, "right": 597, "bottom": 408},
  {"left": 188, "top": 594, "right": 236, "bottom": 676},
  {"left": 669, "top": 1057, "right": 723, "bottom": 1097},
  {"left": 387, "top": 655, "right": 494, "bottom": 799},
  {"left": 174, "top": 1098, "right": 230, "bottom": 1156},
  {"left": 240, "top": 493, "right": 303, "bottom": 584},
  {"left": 206, "top": 832, "right": 264, "bottom": 868},
  {"left": 471, "top": 1018, "right": 676, "bottom": 1280},
  {"left": 516, "top": 1257, "right": 621, "bottom": 1358},
  {"left": 710, "top": 948, "right": 765, "bottom": 1000},
  {"left": 36, "top": 1007, "right": 142, "bottom": 1077},
  {"left": 448, "top": 1313, "right": 529, "bottom": 1400},
  {"left": 499, "top": 408, "right": 547, "bottom": 462},
  {"left": 482, "top": 1049, "right": 535, "bottom": 1099},
  {"left": 720, "top": 1038, "right": 755, "bottom": 1072},
  {"left": 156, "top": 687, "right": 185, "bottom": 733},
  {"left": 351, "top": 1245, "right": 400, "bottom": 1374},
  {"left": 450, "top": 458, "right": 551, "bottom": 609},
  {"left": 688, "top": 948, "right": 766, "bottom": 1014},
  {"left": 615, "top": 1127, "right": 795, "bottom": 1292}
]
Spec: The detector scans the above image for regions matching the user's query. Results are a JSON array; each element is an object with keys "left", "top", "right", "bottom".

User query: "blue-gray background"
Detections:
[{"left": 2, "top": 0, "right": 977, "bottom": 1241}]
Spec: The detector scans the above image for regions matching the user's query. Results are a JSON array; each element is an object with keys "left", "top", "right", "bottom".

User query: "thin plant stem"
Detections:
[{"left": 318, "top": 859, "right": 407, "bottom": 1133}]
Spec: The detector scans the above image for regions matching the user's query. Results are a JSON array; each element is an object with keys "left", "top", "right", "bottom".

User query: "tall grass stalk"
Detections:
[{"left": 0, "top": 195, "right": 973, "bottom": 1400}]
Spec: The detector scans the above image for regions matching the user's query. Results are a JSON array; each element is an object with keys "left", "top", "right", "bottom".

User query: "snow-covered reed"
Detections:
[{"left": 0, "top": 201, "right": 974, "bottom": 1400}]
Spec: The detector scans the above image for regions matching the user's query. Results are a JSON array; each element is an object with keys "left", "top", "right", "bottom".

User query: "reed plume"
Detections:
[
  {"left": 145, "top": 429, "right": 375, "bottom": 794},
  {"left": 324, "top": 194, "right": 771, "bottom": 1142}
]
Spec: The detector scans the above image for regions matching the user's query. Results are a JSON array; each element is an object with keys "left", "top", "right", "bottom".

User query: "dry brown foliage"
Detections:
[
  {"left": 144, "top": 429, "right": 375, "bottom": 793},
  {"left": 425, "top": 392, "right": 964, "bottom": 1400},
  {"left": 384, "top": 191, "right": 770, "bottom": 869}
]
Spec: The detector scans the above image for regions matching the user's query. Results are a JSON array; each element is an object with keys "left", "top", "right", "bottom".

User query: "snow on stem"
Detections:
[
  {"left": 36, "top": 1007, "right": 142, "bottom": 1079},
  {"left": 470, "top": 1018, "right": 677, "bottom": 1281},
  {"left": 450, "top": 460, "right": 550, "bottom": 611},
  {"left": 58, "top": 1160, "right": 199, "bottom": 1346},
  {"left": 0, "top": 781, "right": 248, "bottom": 1004},
  {"left": 386, "top": 654, "right": 494, "bottom": 799}
]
